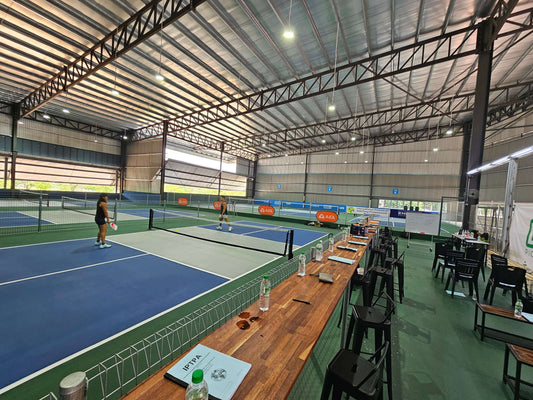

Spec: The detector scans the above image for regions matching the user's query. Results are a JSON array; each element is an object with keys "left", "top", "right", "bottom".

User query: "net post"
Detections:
[
  {"left": 38, "top": 193, "right": 43, "bottom": 232},
  {"left": 113, "top": 197, "right": 118, "bottom": 222},
  {"left": 149, "top": 208, "right": 154, "bottom": 230},
  {"left": 288, "top": 229, "right": 294, "bottom": 260}
]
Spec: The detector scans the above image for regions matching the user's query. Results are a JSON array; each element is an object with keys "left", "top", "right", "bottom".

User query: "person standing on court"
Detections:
[
  {"left": 217, "top": 195, "right": 232, "bottom": 232},
  {"left": 95, "top": 193, "right": 112, "bottom": 248}
]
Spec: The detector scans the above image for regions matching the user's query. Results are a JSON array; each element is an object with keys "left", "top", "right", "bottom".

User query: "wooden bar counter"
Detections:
[{"left": 120, "top": 233, "right": 373, "bottom": 400}]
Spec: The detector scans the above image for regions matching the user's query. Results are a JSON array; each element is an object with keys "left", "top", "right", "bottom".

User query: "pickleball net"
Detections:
[
  {"left": 61, "top": 196, "right": 117, "bottom": 220},
  {"left": 149, "top": 208, "right": 294, "bottom": 258}
]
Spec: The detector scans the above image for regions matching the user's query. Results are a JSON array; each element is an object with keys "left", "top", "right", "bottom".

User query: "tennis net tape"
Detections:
[{"left": 149, "top": 208, "right": 294, "bottom": 257}]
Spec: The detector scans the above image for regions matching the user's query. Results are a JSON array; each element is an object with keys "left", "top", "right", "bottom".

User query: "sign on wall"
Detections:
[
  {"left": 509, "top": 203, "right": 533, "bottom": 270},
  {"left": 316, "top": 211, "right": 338, "bottom": 223},
  {"left": 327, "top": 186, "right": 333, "bottom": 192},
  {"left": 392, "top": 189, "right": 399, "bottom": 195}
]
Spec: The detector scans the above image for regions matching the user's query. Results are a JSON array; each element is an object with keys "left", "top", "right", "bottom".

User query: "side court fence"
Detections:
[{"left": 1, "top": 189, "right": 481, "bottom": 239}]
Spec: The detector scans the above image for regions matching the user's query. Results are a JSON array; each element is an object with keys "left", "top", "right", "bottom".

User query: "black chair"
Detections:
[
  {"left": 320, "top": 341, "right": 389, "bottom": 400},
  {"left": 345, "top": 292, "right": 395, "bottom": 400},
  {"left": 483, "top": 262, "right": 527, "bottom": 307},
  {"left": 432, "top": 241, "right": 453, "bottom": 272},
  {"left": 465, "top": 245, "right": 486, "bottom": 281},
  {"left": 435, "top": 250, "right": 464, "bottom": 283},
  {"left": 445, "top": 258, "right": 480, "bottom": 299}
]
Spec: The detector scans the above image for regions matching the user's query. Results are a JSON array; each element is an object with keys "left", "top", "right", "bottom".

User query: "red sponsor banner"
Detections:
[
  {"left": 213, "top": 201, "right": 222, "bottom": 210},
  {"left": 316, "top": 211, "right": 338, "bottom": 223},
  {"left": 178, "top": 198, "right": 188, "bottom": 206},
  {"left": 258, "top": 205, "right": 275, "bottom": 216}
]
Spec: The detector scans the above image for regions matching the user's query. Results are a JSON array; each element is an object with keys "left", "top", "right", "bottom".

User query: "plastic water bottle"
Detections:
[
  {"left": 185, "top": 369, "right": 208, "bottom": 400},
  {"left": 316, "top": 240, "right": 323, "bottom": 261},
  {"left": 259, "top": 275, "right": 271, "bottom": 311},
  {"left": 342, "top": 227, "right": 348, "bottom": 242},
  {"left": 328, "top": 234, "right": 334, "bottom": 252},
  {"left": 515, "top": 299, "right": 523, "bottom": 317},
  {"left": 298, "top": 252, "right": 306, "bottom": 277}
]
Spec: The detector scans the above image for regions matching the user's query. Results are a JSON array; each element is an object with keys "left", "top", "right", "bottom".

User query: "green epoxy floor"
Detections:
[{"left": 393, "top": 239, "right": 533, "bottom": 400}]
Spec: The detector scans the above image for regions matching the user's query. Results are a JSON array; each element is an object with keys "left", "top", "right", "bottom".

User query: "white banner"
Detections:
[
  {"left": 346, "top": 206, "right": 390, "bottom": 218},
  {"left": 509, "top": 203, "right": 533, "bottom": 269}
]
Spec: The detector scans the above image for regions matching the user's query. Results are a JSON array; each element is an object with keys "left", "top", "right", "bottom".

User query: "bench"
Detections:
[
  {"left": 503, "top": 344, "right": 533, "bottom": 400},
  {"left": 474, "top": 302, "right": 533, "bottom": 349}
]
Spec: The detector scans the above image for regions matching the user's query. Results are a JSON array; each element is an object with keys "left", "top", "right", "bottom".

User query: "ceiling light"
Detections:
[
  {"left": 360, "top": 150, "right": 364, "bottom": 154},
  {"left": 283, "top": 29, "right": 294, "bottom": 39},
  {"left": 43, "top": 113, "right": 50, "bottom": 119},
  {"left": 111, "top": 89, "right": 119, "bottom": 96},
  {"left": 365, "top": 160, "right": 368, "bottom": 163},
  {"left": 18, "top": 120, "right": 23, "bottom": 125},
  {"left": 122, "top": 135, "right": 128, "bottom": 140},
  {"left": 328, "top": 104, "right": 336, "bottom": 112},
  {"left": 344, "top": 160, "right": 347, "bottom": 164},
  {"left": 300, "top": 161, "right": 304, "bottom": 164},
  {"left": 446, "top": 128, "right": 453, "bottom": 135},
  {"left": 94, "top": 138, "right": 98, "bottom": 143},
  {"left": 321, "top": 139, "right": 326, "bottom": 143},
  {"left": 267, "top": 154, "right": 271, "bottom": 158},
  {"left": 335, "top": 151, "right": 339, "bottom": 155},
  {"left": 155, "top": 73, "right": 165, "bottom": 81},
  {"left": 351, "top": 137, "right": 356, "bottom": 141},
  {"left": 62, "top": 108, "right": 70, "bottom": 114},
  {"left": 424, "top": 159, "right": 428, "bottom": 162},
  {"left": 261, "top": 143, "right": 266, "bottom": 147},
  {"left": 433, "top": 147, "right": 439, "bottom": 152},
  {"left": 285, "top": 154, "right": 288, "bottom": 157}
]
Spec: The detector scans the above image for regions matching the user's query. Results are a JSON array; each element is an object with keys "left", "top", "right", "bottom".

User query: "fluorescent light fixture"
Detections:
[
  {"left": 344, "top": 160, "right": 347, "bottom": 164},
  {"left": 424, "top": 159, "right": 428, "bottom": 162},
  {"left": 446, "top": 128, "right": 453, "bottom": 135},
  {"left": 111, "top": 89, "right": 119, "bottom": 95},
  {"left": 155, "top": 73, "right": 165, "bottom": 81},
  {"left": 510, "top": 146, "right": 533, "bottom": 159},
  {"left": 62, "top": 108, "right": 70, "bottom": 114},
  {"left": 360, "top": 150, "right": 364, "bottom": 154},
  {"left": 43, "top": 113, "right": 50, "bottom": 119},
  {"left": 321, "top": 139, "right": 326, "bottom": 143},
  {"left": 283, "top": 29, "right": 294, "bottom": 39},
  {"left": 489, "top": 156, "right": 510, "bottom": 167},
  {"left": 285, "top": 154, "right": 288, "bottom": 157},
  {"left": 433, "top": 147, "right": 439, "bottom": 152},
  {"left": 365, "top": 160, "right": 368, "bottom": 163},
  {"left": 335, "top": 151, "right": 339, "bottom": 155},
  {"left": 18, "top": 120, "right": 23, "bottom": 125},
  {"left": 122, "top": 135, "right": 128, "bottom": 140},
  {"left": 328, "top": 104, "right": 336, "bottom": 112},
  {"left": 351, "top": 137, "right": 356, "bottom": 141}
]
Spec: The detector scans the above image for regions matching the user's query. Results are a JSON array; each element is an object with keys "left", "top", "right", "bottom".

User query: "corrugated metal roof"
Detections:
[{"left": 0, "top": 0, "right": 532, "bottom": 159}]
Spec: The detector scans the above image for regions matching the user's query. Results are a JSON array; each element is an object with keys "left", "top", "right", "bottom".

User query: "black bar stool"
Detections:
[{"left": 345, "top": 292, "right": 395, "bottom": 400}]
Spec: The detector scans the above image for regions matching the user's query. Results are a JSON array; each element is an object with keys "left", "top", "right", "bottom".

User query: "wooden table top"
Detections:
[
  {"left": 119, "top": 234, "right": 373, "bottom": 400},
  {"left": 477, "top": 302, "right": 530, "bottom": 323},
  {"left": 509, "top": 344, "right": 533, "bottom": 366}
]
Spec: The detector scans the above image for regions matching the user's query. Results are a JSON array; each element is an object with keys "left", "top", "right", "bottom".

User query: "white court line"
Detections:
[{"left": 0, "top": 254, "right": 148, "bottom": 287}]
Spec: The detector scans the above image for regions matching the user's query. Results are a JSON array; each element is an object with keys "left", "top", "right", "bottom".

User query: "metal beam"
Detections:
[
  {"left": 138, "top": 24, "right": 480, "bottom": 135},
  {"left": 19, "top": 0, "right": 207, "bottom": 118},
  {"left": 261, "top": 125, "right": 463, "bottom": 159},
  {"left": 234, "top": 80, "right": 533, "bottom": 151}
]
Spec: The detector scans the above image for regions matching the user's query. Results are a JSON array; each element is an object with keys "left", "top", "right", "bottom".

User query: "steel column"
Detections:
[
  {"left": 463, "top": 21, "right": 493, "bottom": 230},
  {"left": 217, "top": 143, "right": 225, "bottom": 196},
  {"left": 160, "top": 121, "right": 168, "bottom": 203},
  {"left": 10, "top": 104, "right": 19, "bottom": 190}
]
